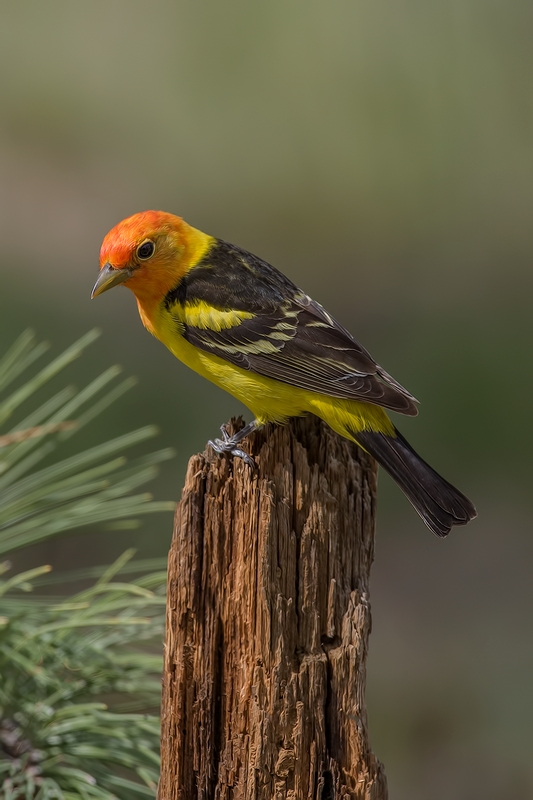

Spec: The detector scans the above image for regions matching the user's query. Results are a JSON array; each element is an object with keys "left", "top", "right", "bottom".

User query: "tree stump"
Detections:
[{"left": 159, "top": 416, "right": 387, "bottom": 800}]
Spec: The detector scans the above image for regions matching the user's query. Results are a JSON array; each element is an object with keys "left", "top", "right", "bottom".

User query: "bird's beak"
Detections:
[{"left": 91, "top": 263, "right": 133, "bottom": 298}]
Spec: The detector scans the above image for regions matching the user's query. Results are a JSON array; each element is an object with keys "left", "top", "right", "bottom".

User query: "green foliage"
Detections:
[
  {"left": 0, "top": 331, "right": 174, "bottom": 799},
  {"left": 0, "top": 330, "right": 175, "bottom": 556}
]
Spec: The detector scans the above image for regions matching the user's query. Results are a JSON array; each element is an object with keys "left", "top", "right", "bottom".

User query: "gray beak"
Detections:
[{"left": 91, "top": 263, "right": 133, "bottom": 298}]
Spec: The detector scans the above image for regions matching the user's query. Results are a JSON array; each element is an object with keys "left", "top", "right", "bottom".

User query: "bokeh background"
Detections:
[{"left": 1, "top": 2, "right": 532, "bottom": 797}]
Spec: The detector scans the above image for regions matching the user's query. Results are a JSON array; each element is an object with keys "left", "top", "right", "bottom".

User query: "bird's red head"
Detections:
[{"left": 92, "top": 210, "right": 211, "bottom": 306}]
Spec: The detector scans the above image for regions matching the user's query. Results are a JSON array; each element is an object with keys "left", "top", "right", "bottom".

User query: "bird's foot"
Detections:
[{"left": 208, "top": 422, "right": 258, "bottom": 469}]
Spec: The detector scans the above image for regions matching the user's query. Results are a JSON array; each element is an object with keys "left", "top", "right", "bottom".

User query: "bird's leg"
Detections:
[{"left": 208, "top": 419, "right": 261, "bottom": 468}]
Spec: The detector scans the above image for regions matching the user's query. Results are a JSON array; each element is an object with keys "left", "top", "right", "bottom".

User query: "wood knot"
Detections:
[{"left": 275, "top": 747, "right": 295, "bottom": 778}]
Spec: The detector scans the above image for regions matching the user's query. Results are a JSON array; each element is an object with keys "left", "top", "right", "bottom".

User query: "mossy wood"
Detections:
[{"left": 159, "top": 416, "right": 387, "bottom": 799}]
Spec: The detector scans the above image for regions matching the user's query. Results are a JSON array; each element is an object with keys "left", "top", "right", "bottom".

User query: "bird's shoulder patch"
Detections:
[{"left": 172, "top": 300, "right": 254, "bottom": 332}]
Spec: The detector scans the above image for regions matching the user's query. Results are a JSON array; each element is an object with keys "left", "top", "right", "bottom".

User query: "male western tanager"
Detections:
[{"left": 91, "top": 210, "right": 476, "bottom": 536}]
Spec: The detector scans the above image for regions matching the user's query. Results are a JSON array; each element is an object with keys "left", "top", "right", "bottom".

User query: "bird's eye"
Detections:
[{"left": 137, "top": 240, "right": 155, "bottom": 260}]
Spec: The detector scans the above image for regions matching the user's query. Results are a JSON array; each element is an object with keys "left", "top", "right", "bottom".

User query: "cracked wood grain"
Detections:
[{"left": 159, "top": 416, "right": 387, "bottom": 800}]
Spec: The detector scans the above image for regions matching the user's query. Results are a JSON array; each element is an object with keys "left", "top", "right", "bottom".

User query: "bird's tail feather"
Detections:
[{"left": 353, "top": 428, "right": 477, "bottom": 537}]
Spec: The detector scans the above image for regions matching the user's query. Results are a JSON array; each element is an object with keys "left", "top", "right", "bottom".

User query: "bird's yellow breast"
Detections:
[
  {"left": 140, "top": 300, "right": 394, "bottom": 439},
  {"left": 148, "top": 302, "right": 305, "bottom": 422}
]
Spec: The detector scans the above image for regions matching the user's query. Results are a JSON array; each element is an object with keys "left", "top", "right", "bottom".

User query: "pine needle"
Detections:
[{"left": 0, "top": 331, "right": 174, "bottom": 799}]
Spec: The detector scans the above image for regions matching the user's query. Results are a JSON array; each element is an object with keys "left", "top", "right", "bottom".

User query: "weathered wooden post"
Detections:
[{"left": 159, "top": 416, "right": 387, "bottom": 799}]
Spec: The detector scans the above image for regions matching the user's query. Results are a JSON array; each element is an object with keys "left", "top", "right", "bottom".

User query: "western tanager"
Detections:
[{"left": 91, "top": 210, "right": 476, "bottom": 536}]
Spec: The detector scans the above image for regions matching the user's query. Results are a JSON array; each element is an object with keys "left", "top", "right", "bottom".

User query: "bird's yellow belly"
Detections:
[
  {"left": 151, "top": 310, "right": 393, "bottom": 437},
  {"left": 158, "top": 320, "right": 305, "bottom": 421}
]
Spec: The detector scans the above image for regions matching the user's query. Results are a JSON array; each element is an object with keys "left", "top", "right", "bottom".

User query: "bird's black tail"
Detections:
[{"left": 354, "top": 428, "right": 477, "bottom": 536}]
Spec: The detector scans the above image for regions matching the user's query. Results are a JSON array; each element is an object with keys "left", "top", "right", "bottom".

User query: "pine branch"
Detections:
[{"left": 0, "top": 331, "right": 174, "bottom": 799}]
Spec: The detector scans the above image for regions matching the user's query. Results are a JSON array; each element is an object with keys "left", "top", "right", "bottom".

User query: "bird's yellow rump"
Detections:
[{"left": 92, "top": 210, "right": 476, "bottom": 536}]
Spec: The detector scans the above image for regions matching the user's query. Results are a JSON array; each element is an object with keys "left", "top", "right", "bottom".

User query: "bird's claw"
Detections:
[
  {"left": 219, "top": 424, "right": 231, "bottom": 443},
  {"left": 208, "top": 435, "right": 256, "bottom": 469},
  {"left": 231, "top": 447, "right": 256, "bottom": 469}
]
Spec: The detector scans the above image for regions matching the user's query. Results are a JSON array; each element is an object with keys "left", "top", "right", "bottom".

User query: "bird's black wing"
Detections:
[{"left": 164, "top": 239, "right": 418, "bottom": 415}]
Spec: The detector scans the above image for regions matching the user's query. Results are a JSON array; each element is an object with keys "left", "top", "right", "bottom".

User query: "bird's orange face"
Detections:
[{"left": 92, "top": 210, "right": 200, "bottom": 305}]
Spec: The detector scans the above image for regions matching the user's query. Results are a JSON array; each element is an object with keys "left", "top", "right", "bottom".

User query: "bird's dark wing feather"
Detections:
[{"left": 164, "top": 239, "right": 418, "bottom": 415}]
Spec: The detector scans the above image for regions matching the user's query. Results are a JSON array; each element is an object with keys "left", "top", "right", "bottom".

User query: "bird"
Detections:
[{"left": 91, "top": 210, "right": 476, "bottom": 536}]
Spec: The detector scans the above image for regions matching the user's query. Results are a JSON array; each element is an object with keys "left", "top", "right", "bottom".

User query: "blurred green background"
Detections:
[{"left": 1, "top": 1, "right": 531, "bottom": 797}]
